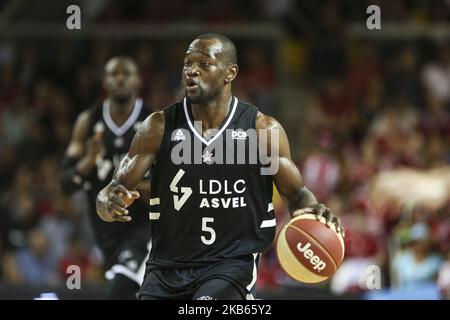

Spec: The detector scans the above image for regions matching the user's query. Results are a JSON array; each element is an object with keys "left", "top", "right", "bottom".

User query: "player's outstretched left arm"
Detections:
[{"left": 256, "top": 113, "right": 344, "bottom": 236}]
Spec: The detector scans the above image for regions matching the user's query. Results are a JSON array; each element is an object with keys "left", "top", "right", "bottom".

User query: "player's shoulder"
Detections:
[
  {"left": 77, "top": 102, "right": 103, "bottom": 125},
  {"left": 157, "top": 100, "right": 188, "bottom": 129},
  {"left": 74, "top": 102, "right": 101, "bottom": 128},
  {"left": 255, "top": 110, "right": 283, "bottom": 131},
  {"left": 235, "top": 98, "right": 260, "bottom": 115},
  {"left": 140, "top": 99, "right": 154, "bottom": 117},
  {"left": 160, "top": 100, "right": 184, "bottom": 115},
  {"left": 133, "top": 110, "right": 165, "bottom": 153},
  {"left": 136, "top": 109, "right": 165, "bottom": 142},
  {"left": 75, "top": 109, "right": 92, "bottom": 125},
  {"left": 86, "top": 101, "right": 104, "bottom": 116},
  {"left": 142, "top": 110, "right": 165, "bottom": 129},
  {"left": 71, "top": 103, "right": 102, "bottom": 139},
  {"left": 143, "top": 99, "right": 185, "bottom": 123}
]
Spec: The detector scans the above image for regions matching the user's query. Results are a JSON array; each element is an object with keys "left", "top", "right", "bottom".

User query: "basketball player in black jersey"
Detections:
[
  {"left": 61, "top": 57, "right": 151, "bottom": 299},
  {"left": 96, "top": 35, "right": 344, "bottom": 300}
]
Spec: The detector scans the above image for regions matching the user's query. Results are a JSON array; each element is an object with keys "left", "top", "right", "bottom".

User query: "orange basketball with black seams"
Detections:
[{"left": 276, "top": 213, "right": 345, "bottom": 283}]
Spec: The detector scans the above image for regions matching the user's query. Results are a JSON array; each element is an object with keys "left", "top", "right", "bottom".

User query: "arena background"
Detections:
[{"left": 0, "top": 0, "right": 449, "bottom": 300}]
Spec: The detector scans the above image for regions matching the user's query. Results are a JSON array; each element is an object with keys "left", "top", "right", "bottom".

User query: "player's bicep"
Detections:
[
  {"left": 257, "top": 114, "right": 305, "bottom": 200},
  {"left": 274, "top": 156, "right": 305, "bottom": 202},
  {"left": 114, "top": 111, "right": 164, "bottom": 189},
  {"left": 272, "top": 130, "right": 305, "bottom": 200}
]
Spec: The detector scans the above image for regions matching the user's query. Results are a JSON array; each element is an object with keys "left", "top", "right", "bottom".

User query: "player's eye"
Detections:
[
  {"left": 201, "top": 61, "right": 211, "bottom": 68},
  {"left": 184, "top": 61, "right": 192, "bottom": 67}
]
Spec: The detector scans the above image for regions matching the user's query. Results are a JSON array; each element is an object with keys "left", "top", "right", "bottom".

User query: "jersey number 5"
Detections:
[{"left": 201, "top": 217, "right": 216, "bottom": 245}]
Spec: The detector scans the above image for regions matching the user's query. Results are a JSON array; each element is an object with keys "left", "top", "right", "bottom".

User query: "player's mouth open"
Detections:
[{"left": 186, "top": 79, "right": 199, "bottom": 90}]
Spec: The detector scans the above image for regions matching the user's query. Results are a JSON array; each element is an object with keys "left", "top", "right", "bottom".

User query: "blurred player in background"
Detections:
[{"left": 60, "top": 57, "right": 152, "bottom": 299}]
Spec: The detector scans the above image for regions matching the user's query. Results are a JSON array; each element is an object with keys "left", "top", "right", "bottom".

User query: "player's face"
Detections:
[
  {"left": 103, "top": 60, "right": 140, "bottom": 104},
  {"left": 183, "top": 39, "right": 228, "bottom": 104}
]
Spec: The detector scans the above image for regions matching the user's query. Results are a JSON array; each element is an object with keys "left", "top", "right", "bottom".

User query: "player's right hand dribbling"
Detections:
[{"left": 96, "top": 184, "right": 140, "bottom": 222}]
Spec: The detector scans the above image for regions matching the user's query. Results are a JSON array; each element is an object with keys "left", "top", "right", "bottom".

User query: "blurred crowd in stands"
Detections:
[
  {"left": 0, "top": 0, "right": 449, "bottom": 299},
  {"left": 258, "top": 37, "right": 450, "bottom": 299}
]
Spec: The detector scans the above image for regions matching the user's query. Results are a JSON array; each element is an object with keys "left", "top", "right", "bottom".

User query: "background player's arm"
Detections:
[
  {"left": 60, "top": 110, "right": 103, "bottom": 194},
  {"left": 96, "top": 111, "right": 164, "bottom": 222},
  {"left": 256, "top": 113, "right": 344, "bottom": 234}
]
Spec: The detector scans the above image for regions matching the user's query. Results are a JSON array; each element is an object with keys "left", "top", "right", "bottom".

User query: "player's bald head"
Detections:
[
  {"left": 104, "top": 56, "right": 139, "bottom": 75},
  {"left": 194, "top": 33, "right": 237, "bottom": 65}
]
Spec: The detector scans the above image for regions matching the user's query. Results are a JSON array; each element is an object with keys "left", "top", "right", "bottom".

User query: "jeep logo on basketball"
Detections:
[{"left": 297, "top": 241, "right": 326, "bottom": 271}]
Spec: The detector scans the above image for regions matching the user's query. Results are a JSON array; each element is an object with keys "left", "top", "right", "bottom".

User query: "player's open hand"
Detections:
[
  {"left": 96, "top": 184, "right": 140, "bottom": 222},
  {"left": 293, "top": 204, "right": 345, "bottom": 237}
]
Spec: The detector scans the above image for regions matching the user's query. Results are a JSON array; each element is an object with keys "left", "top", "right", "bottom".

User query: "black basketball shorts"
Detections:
[{"left": 137, "top": 253, "right": 260, "bottom": 300}]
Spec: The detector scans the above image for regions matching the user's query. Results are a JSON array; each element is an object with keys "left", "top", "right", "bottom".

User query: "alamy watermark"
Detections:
[
  {"left": 366, "top": 5, "right": 381, "bottom": 30},
  {"left": 170, "top": 124, "right": 280, "bottom": 175},
  {"left": 66, "top": 5, "right": 81, "bottom": 30},
  {"left": 66, "top": 265, "right": 81, "bottom": 290},
  {"left": 361, "top": 264, "right": 382, "bottom": 290}
]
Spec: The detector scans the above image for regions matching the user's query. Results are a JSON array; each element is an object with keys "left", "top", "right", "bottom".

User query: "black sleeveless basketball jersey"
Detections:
[
  {"left": 85, "top": 98, "right": 151, "bottom": 249},
  {"left": 147, "top": 97, "right": 275, "bottom": 269}
]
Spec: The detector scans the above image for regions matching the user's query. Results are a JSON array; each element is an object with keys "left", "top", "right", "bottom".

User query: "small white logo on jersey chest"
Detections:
[
  {"left": 174, "top": 129, "right": 186, "bottom": 141},
  {"left": 202, "top": 150, "right": 214, "bottom": 163},
  {"left": 231, "top": 130, "right": 247, "bottom": 140},
  {"left": 114, "top": 137, "right": 124, "bottom": 148}
]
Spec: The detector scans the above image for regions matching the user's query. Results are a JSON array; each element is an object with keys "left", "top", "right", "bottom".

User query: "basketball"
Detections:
[{"left": 276, "top": 211, "right": 345, "bottom": 283}]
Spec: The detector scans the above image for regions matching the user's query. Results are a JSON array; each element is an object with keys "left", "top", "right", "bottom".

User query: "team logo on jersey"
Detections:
[
  {"left": 114, "top": 137, "right": 124, "bottom": 148},
  {"left": 173, "top": 129, "right": 186, "bottom": 141},
  {"left": 170, "top": 169, "right": 193, "bottom": 211},
  {"left": 202, "top": 150, "right": 214, "bottom": 163},
  {"left": 231, "top": 130, "right": 247, "bottom": 140},
  {"left": 169, "top": 169, "right": 247, "bottom": 211}
]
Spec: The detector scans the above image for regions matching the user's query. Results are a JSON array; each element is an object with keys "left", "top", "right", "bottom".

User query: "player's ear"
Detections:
[{"left": 225, "top": 64, "right": 238, "bottom": 84}]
